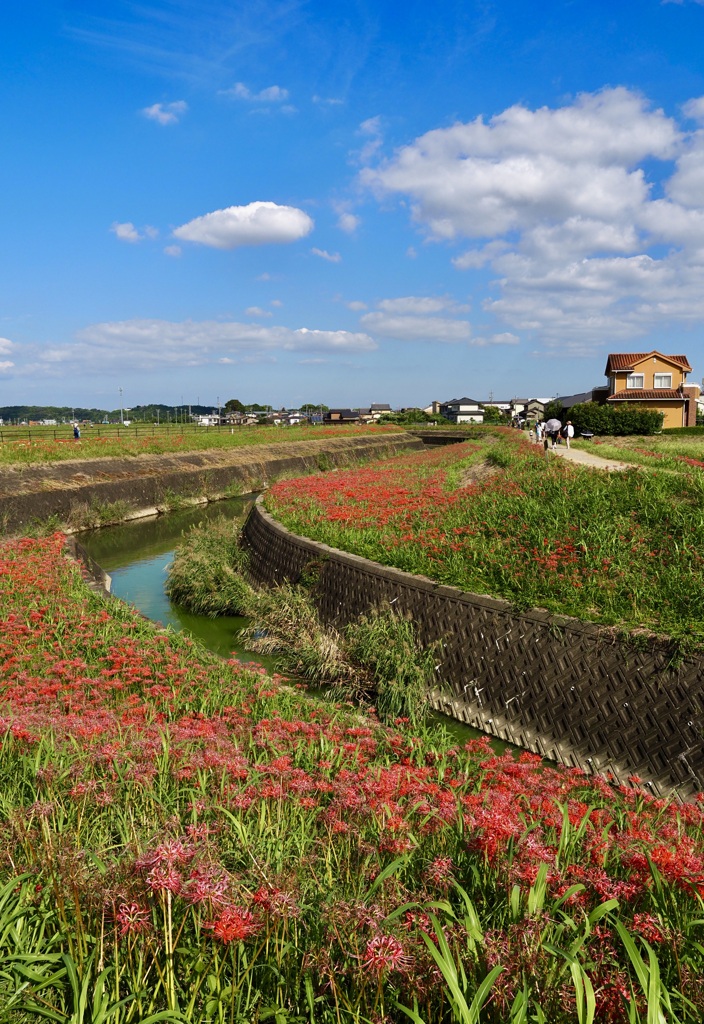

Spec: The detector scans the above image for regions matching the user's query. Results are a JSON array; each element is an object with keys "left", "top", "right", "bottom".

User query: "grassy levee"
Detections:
[
  {"left": 0, "top": 429, "right": 421, "bottom": 536},
  {"left": 264, "top": 427, "right": 704, "bottom": 653},
  {"left": 2, "top": 531, "right": 704, "bottom": 1021},
  {"left": 0, "top": 423, "right": 403, "bottom": 465}
]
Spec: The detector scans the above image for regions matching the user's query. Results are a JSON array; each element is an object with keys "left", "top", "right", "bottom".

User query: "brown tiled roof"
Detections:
[
  {"left": 607, "top": 389, "right": 685, "bottom": 402},
  {"left": 604, "top": 352, "right": 692, "bottom": 375}
]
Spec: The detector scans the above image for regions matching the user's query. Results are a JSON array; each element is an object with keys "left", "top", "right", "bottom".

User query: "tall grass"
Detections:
[
  {"left": 2, "top": 534, "right": 704, "bottom": 1020},
  {"left": 165, "top": 516, "right": 255, "bottom": 616},
  {"left": 265, "top": 432, "right": 704, "bottom": 647},
  {"left": 241, "top": 584, "right": 433, "bottom": 724}
]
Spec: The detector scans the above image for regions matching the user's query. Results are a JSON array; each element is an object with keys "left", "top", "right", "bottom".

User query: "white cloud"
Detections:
[
  {"left": 471, "top": 332, "right": 520, "bottom": 347},
  {"left": 356, "top": 115, "right": 383, "bottom": 165},
  {"left": 347, "top": 300, "right": 368, "bottom": 311},
  {"left": 337, "top": 212, "right": 360, "bottom": 233},
  {"left": 270, "top": 299, "right": 283, "bottom": 307},
  {"left": 0, "top": 337, "right": 14, "bottom": 372},
  {"left": 311, "top": 247, "right": 341, "bottom": 263},
  {"left": 111, "top": 221, "right": 142, "bottom": 243},
  {"left": 364, "top": 89, "right": 679, "bottom": 241},
  {"left": 173, "top": 201, "right": 314, "bottom": 249},
  {"left": 221, "top": 82, "right": 289, "bottom": 103},
  {"left": 312, "top": 95, "right": 344, "bottom": 106},
  {"left": 683, "top": 97, "right": 704, "bottom": 123},
  {"left": 9, "top": 319, "right": 376, "bottom": 380},
  {"left": 361, "top": 86, "right": 704, "bottom": 347},
  {"left": 245, "top": 306, "right": 272, "bottom": 317},
  {"left": 164, "top": 244, "right": 182, "bottom": 257},
  {"left": 377, "top": 295, "right": 469, "bottom": 314},
  {"left": 73, "top": 318, "right": 376, "bottom": 364},
  {"left": 361, "top": 312, "right": 471, "bottom": 342},
  {"left": 453, "top": 240, "right": 510, "bottom": 269},
  {"left": 141, "top": 101, "right": 187, "bottom": 125}
]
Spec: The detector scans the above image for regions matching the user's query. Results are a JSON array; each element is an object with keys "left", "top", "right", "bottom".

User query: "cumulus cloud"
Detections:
[
  {"left": 337, "top": 212, "right": 360, "bottom": 233},
  {"left": 111, "top": 221, "right": 142, "bottom": 243},
  {"left": 361, "top": 312, "right": 471, "bottom": 343},
  {"left": 173, "top": 202, "right": 314, "bottom": 249},
  {"left": 362, "top": 86, "right": 704, "bottom": 348},
  {"left": 245, "top": 306, "right": 272, "bottom": 317},
  {"left": 0, "top": 336, "right": 15, "bottom": 372},
  {"left": 164, "top": 244, "right": 182, "bottom": 257},
  {"left": 7, "top": 319, "right": 376, "bottom": 380},
  {"left": 72, "top": 318, "right": 375, "bottom": 365},
  {"left": 471, "top": 332, "right": 520, "bottom": 347},
  {"left": 141, "top": 101, "right": 187, "bottom": 125},
  {"left": 377, "top": 295, "right": 469, "bottom": 314},
  {"left": 221, "top": 82, "right": 289, "bottom": 103},
  {"left": 311, "top": 247, "right": 341, "bottom": 262}
]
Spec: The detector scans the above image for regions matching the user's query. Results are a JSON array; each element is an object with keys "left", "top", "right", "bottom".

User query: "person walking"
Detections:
[
  {"left": 535, "top": 421, "right": 542, "bottom": 444},
  {"left": 544, "top": 417, "right": 562, "bottom": 451},
  {"left": 564, "top": 420, "right": 574, "bottom": 449}
]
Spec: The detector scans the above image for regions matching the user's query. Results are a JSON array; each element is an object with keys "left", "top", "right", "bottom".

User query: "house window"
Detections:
[
  {"left": 653, "top": 373, "right": 672, "bottom": 389},
  {"left": 626, "top": 374, "right": 644, "bottom": 389}
]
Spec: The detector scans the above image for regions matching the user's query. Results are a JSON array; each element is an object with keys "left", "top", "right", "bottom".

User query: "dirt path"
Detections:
[{"left": 546, "top": 444, "right": 632, "bottom": 471}]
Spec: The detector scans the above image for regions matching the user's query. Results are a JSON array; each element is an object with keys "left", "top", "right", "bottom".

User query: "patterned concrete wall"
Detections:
[{"left": 242, "top": 499, "right": 704, "bottom": 797}]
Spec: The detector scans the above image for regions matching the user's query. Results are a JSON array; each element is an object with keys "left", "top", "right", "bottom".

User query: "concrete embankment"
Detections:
[
  {"left": 0, "top": 432, "right": 422, "bottom": 535},
  {"left": 242, "top": 497, "right": 704, "bottom": 798}
]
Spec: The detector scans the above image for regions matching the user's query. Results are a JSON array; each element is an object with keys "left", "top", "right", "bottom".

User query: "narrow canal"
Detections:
[
  {"left": 79, "top": 496, "right": 267, "bottom": 662},
  {"left": 79, "top": 498, "right": 509, "bottom": 749}
]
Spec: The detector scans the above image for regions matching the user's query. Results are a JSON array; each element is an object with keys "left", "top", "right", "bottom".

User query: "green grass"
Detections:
[
  {"left": 265, "top": 430, "right": 704, "bottom": 647},
  {"left": 165, "top": 515, "right": 254, "bottom": 616},
  {"left": 0, "top": 423, "right": 402, "bottom": 466},
  {"left": 572, "top": 433, "right": 704, "bottom": 471},
  {"left": 3, "top": 533, "right": 704, "bottom": 1021}
]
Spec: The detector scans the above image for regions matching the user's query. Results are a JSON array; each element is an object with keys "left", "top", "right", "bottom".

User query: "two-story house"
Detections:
[
  {"left": 604, "top": 351, "right": 698, "bottom": 428},
  {"left": 439, "top": 397, "right": 484, "bottom": 424}
]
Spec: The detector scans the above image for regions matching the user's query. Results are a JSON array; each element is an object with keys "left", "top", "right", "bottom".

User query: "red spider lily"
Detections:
[
  {"left": 206, "top": 906, "right": 260, "bottom": 943},
  {"left": 115, "top": 902, "right": 152, "bottom": 938},
  {"left": 362, "top": 934, "right": 412, "bottom": 974}
]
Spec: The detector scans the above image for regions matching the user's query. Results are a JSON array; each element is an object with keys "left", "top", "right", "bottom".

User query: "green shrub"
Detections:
[
  {"left": 568, "top": 402, "right": 664, "bottom": 436},
  {"left": 344, "top": 609, "right": 435, "bottom": 725},
  {"left": 242, "top": 586, "right": 434, "bottom": 724},
  {"left": 165, "top": 515, "right": 254, "bottom": 616}
]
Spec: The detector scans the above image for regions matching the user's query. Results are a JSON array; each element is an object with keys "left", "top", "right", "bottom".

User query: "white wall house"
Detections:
[{"left": 439, "top": 397, "right": 484, "bottom": 423}]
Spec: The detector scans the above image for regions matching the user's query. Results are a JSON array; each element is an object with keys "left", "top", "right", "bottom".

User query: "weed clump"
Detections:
[
  {"left": 166, "top": 515, "right": 254, "bottom": 616},
  {"left": 242, "top": 585, "right": 433, "bottom": 726}
]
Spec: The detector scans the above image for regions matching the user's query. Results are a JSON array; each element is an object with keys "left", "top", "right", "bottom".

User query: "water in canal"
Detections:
[
  {"left": 79, "top": 499, "right": 511, "bottom": 750},
  {"left": 79, "top": 497, "right": 269, "bottom": 662}
]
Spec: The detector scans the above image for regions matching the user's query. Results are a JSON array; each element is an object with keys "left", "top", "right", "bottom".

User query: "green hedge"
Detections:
[
  {"left": 662, "top": 425, "right": 704, "bottom": 436},
  {"left": 567, "top": 402, "right": 664, "bottom": 436}
]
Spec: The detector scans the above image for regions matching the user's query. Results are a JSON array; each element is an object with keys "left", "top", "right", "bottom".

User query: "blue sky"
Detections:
[{"left": 2, "top": 0, "right": 704, "bottom": 410}]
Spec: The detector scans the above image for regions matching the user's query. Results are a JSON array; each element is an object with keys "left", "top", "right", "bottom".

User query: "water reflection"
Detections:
[
  {"left": 80, "top": 497, "right": 272, "bottom": 664},
  {"left": 80, "top": 498, "right": 512, "bottom": 751}
]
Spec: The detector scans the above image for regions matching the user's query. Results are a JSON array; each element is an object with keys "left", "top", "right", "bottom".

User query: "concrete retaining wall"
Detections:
[
  {"left": 0, "top": 433, "right": 422, "bottom": 535},
  {"left": 242, "top": 498, "right": 704, "bottom": 797}
]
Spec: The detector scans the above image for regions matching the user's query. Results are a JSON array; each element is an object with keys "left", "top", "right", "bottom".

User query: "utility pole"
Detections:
[{"left": 119, "top": 387, "right": 123, "bottom": 425}]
